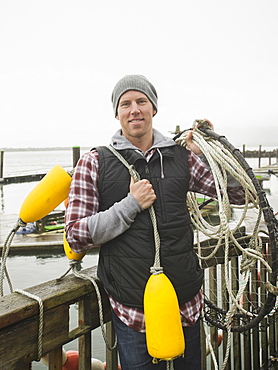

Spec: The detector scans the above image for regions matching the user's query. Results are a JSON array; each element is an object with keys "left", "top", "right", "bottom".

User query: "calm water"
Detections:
[{"left": 1, "top": 149, "right": 278, "bottom": 368}]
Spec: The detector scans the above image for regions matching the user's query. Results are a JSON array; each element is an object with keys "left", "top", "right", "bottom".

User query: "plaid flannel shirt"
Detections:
[{"left": 65, "top": 146, "right": 245, "bottom": 331}]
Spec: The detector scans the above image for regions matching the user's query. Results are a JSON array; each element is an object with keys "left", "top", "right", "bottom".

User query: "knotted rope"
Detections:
[{"left": 0, "top": 218, "right": 26, "bottom": 296}]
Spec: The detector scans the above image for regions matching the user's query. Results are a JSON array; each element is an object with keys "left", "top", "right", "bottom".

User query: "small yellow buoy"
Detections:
[
  {"left": 63, "top": 232, "right": 86, "bottom": 261},
  {"left": 19, "top": 165, "right": 72, "bottom": 223},
  {"left": 144, "top": 272, "right": 185, "bottom": 361}
]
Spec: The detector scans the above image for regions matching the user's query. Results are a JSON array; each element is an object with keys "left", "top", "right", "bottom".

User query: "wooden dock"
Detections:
[
  {"left": 0, "top": 173, "right": 47, "bottom": 185},
  {"left": 252, "top": 163, "right": 278, "bottom": 184},
  {"left": 0, "top": 146, "right": 81, "bottom": 185},
  {"left": 254, "top": 163, "right": 278, "bottom": 176},
  {"left": 0, "top": 213, "right": 64, "bottom": 252}
]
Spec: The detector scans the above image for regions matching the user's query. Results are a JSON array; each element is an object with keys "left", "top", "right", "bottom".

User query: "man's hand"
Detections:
[
  {"left": 129, "top": 177, "right": 156, "bottom": 209},
  {"left": 185, "top": 118, "right": 214, "bottom": 155}
]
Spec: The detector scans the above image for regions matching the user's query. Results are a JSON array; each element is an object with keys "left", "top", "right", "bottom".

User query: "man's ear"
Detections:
[
  {"left": 116, "top": 115, "right": 119, "bottom": 120},
  {"left": 153, "top": 109, "right": 157, "bottom": 117}
]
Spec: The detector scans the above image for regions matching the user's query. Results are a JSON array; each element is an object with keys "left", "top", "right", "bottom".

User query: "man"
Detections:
[{"left": 65, "top": 75, "right": 245, "bottom": 369}]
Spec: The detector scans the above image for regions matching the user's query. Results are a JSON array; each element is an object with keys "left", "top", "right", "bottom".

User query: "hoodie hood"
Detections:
[{"left": 110, "top": 128, "right": 176, "bottom": 153}]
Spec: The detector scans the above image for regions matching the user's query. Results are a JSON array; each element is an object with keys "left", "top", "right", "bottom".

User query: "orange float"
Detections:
[{"left": 41, "top": 348, "right": 109, "bottom": 369}]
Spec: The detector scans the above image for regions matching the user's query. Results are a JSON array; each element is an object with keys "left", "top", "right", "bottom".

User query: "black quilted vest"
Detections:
[{"left": 96, "top": 145, "right": 203, "bottom": 308}]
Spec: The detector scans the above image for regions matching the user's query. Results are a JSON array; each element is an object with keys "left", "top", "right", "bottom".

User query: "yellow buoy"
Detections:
[
  {"left": 144, "top": 272, "right": 185, "bottom": 361},
  {"left": 19, "top": 165, "right": 72, "bottom": 223},
  {"left": 63, "top": 231, "right": 86, "bottom": 261}
]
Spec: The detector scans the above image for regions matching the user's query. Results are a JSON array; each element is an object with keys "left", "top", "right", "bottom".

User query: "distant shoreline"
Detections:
[
  {"left": 0, "top": 147, "right": 91, "bottom": 152},
  {"left": 1, "top": 146, "right": 277, "bottom": 157}
]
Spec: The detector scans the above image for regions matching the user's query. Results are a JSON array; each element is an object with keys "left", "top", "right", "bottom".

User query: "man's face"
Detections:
[{"left": 116, "top": 90, "right": 156, "bottom": 144}]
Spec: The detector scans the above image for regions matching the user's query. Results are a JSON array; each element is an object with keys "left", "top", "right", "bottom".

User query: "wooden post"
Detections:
[
  {"left": 242, "top": 144, "right": 245, "bottom": 158},
  {"left": 209, "top": 266, "right": 218, "bottom": 369},
  {"left": 79, "top": 298, "right": 93, "bottom": 370},
  {"left": 251, "top": 267, "right": 260, "bottom": 369},
  {"left": 231, "top": 258, "right": 241, "bottom": 369},
  {"left": 221, "top": 264, "right": 231, "bottom": 370},
  {"left": 105, "top": 321, "right": 118, "bottom": 370},
  {"left": 0, "top": 150, "right": 4, "bottom": 180},
  {"left": 48, "top": 347, "right": 63, "bottom": 369},
  {"left": 72, "top": 146, "right": 80, "bottom": 168},
  {"left": 268, "top": 151, "right": 271, "bottom": 165},
  {"left": 261, "top": 244, "right": 269, "bottom": 368},
  {"left": 258, "top": 145, "right": 262, "bottom": 168}
]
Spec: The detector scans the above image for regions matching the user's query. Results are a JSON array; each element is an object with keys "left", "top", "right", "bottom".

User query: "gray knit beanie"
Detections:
[{"left": 112, "top": 75, "right": 158, "bottom": 116}]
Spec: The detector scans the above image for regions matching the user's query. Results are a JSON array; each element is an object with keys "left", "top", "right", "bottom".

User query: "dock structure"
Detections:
[
  {"left": 254, "top": 163, "right": 278, "bottom": 175},
  {"left": 0, "top": 234, "right": 277, "bottom": 369},
  {"left": 0, "top": 146, "right": 80, "bottom": 185},
  {"left": 0, "top": 213, "right": 64, "bottom": 251},
  {"left": 253, "top": 163, "right": 278, "bottom": 184},
  {"left": 0, "top": 172, "right": 47, "bottom": 185}
]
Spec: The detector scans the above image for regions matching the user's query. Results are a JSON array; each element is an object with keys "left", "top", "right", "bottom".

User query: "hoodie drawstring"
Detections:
[{"left": 157, "top": 148, "right": 165, "bottom": 179}]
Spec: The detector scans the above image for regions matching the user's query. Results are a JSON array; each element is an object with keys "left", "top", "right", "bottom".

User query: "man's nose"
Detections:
[{"left": 130, "top": 102, "right": 140, "bottom": 114}]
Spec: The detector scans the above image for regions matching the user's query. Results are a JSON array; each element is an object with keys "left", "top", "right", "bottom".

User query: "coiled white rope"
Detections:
[
  {"left": 176, "top": 125, "right": 272, "bottom": 300},
  {"left": 176, "top": 122, "right": 274, "bottom": 369}
]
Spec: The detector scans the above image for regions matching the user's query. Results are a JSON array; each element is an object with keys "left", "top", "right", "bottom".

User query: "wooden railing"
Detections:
[
  {"left": 0, "top": 236, "right": 277, "bottom": 369},
  {"left": 199, "top": 234, "right": 278, "bottom": 370},
  {"left": 0, "top": 266, "right": 118, "bottom": 369}
]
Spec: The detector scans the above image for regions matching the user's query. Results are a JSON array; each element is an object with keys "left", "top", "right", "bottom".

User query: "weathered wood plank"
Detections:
[
  {"left": 201, "top": 278, "right": 207, "bottom": 369},
  {"left": 0, "top": 304, "right": 68, "bottom": 368},
  {"left": 251, "top": 267, "right": 260, "bottom": 370},
  {"left": 0, "top": 266, "right": 110, "bottom": 330},
  {"left": 243, "top": 286, "right": 251, "bottom": 370},
  {"left": 78, "top": 298, "right": 93, "bottom": 370},
  {"left": 221, "top": 264, "right": 231, "bottom": 370},
  {"left": 0, "top": 267, "right": 111, "bottom": 368},
  {"left": 105, "top": 320, "right": 118, "bottom": 370},
  {"left": 209, "top": 266, "right": 218, "bottom": 369},
  {"left": 48, "top": 346, "right": 63, "bottom": 370}
]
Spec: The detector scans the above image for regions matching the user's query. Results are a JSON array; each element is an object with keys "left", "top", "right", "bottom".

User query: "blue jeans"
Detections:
[{"left": 112, "top": 310, "right": 201, "bottom": 370}]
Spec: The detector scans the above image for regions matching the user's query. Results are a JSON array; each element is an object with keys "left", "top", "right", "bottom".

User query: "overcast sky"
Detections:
[{"left": 0, "top": 0, "right": 277, "bottom": 149}]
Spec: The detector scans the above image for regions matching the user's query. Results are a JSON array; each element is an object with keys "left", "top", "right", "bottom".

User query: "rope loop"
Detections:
[
  {"left": 265, "top": 281, "right": 278, "bottom": 296},
  {"left": 18, "top": 218, "right": 27, "bottom": 228},
  {"left": 15, "top": 289, "right": 44, "bottom": 360},
  {"left": 150, "top": 266, "right": 163, "bottom": 275},
  {"left": 71, "top": 265, "right": 118, "bottom": 351},
  {"left": 69, "top": 259, "right": 83, "bottom": 271},
  {"left": 240, "top": 248, "right": 263, "bottom": 273}
]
